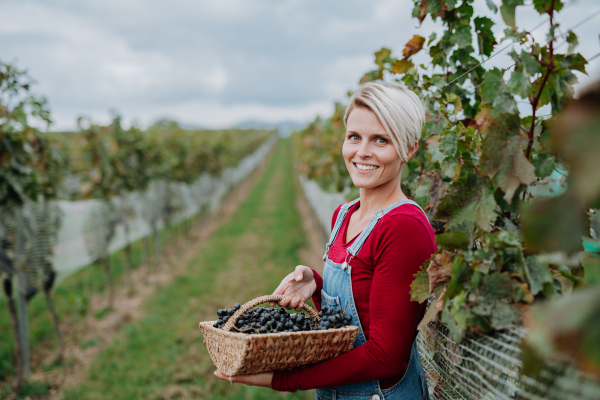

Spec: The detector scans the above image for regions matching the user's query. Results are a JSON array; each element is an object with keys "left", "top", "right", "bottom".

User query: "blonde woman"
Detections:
[{"left": 215, "top": 82, "right": 436, "bottom": 400}]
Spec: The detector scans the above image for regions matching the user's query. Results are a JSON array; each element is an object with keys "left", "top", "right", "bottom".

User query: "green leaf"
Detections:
[
  {"left": 490, "top": 302, "right": 521, "bottom": 329},
  {"left": 486, "top": 0, "right": 499, "bottom": 13},
  {"left": 533, "top": 0, "right": 564, "bottom": 14},
  {"left": 441, "top": 157, "right": 461, "bottom": 180},
  {"left": 410, "top": 270, "right": 431, "bottom": 303},
  {"left": 427, "top": 32, "right": 437, "bottom": 46},
  {"left": 566, "top": 31, "right": 579, "bottom": 54},
  {"left": 481, "top": 68, "right": 503, "bottom": 104},
  {"left": 520, "top": 51, "right": 542, "bottom": 76},
  {"left": 414, "top": 171, "right": 447, "bottom": 219},
  {"left": 427, "top": 141, "right": 446, "bottom": 164},
  {"left": 500, "top": 0, "right": 524, "bottom": 27},
  {"left": 423, "top": 113, "right": 450, "bottom": 138},
  {"left": 435, "top": 167, "right": 498, "bottom": 231},
  {"left": 446, "top": 0, "right": 458, "bottom": 10},
  {"left": 440, "top": 130, "right": 458, "bottom": 156},
  {"left": 474, "top": 16, "right": 497, "bottom": 57},
  {"left": 436, "top": 230, "right": 470, "bottom": 250},
  {"left": 492, "top": 92, "right": 518, "bottom": 117},
  {"left": 442, "top": 307, "right": 465, "bottom": 342},
  {"left": 531, "top": 152, "right": 555, "bottom": 178},
  {"left": 480, "top": 114, "right": 536, "bottom": 202},
  {"left": 445, "top": 255, "right": 472, "bottom": 299},
  {"left": 452, "top": 24, "right": 473, "bottom": 49},
  {"left": 483, "top": 273, "right": 514, "bottom": 301},
  {"left": 525, "top": 257, "right": 553, "bottom": 296},
  {"left": 507, "top": 70, "right": 531, "bottom": 99}
]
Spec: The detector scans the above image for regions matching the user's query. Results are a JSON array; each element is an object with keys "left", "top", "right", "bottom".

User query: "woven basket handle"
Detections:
[{"left": 222, "top": 294, "right": 320, "bottom": 331}]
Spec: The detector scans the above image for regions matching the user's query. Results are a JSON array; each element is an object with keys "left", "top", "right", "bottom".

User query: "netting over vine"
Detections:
[{"left": 417, "top": 299, "right": 600, "bottom": 400}]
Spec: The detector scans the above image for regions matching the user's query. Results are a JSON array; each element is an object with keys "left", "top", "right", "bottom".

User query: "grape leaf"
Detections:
[
  {"left": 441, "top": 157, "right": 461, "bottom": 180},
  {"left": 525, "top": 256, "right": 553, "bottom": 296},
  {"left": 451, "top": 24, "right": 472, "bottom": 49},
  {"left": 531, "top": 152, "right": 555, "bottom": 178},
  {"left": 566, "top": 31, "right": 578, "bottom": 54},
  {"left": 410, "top": 270, "right": 431, "bottom": 303},
  {"left": 414, "top": 171, "right": 447, "bottom": 219},
  {"left": 423, "top": 113, "right": 449, "bottom": 138},
  {"left": 474, "top": 16, "right": 497, "bottom": 56},
  {"left": 436, "top": 230, "right": 470, "bottom": 250},
  {"left": 442, "top": 307, "right": 465, "bottom": 342},
  {"left": 393, "top": 59, "right": 414, "bottom": 74},
  {"left": 500, "top": 0, "right": 524, "bottom": 27},
  {"left": 507, "top": 70, "right": 531, "bottom": 99},
  {"left": 435, "top": 167, "right": 497, "bottom": 231},
  {"left": 440, "top": 130, "right": 458, "bottom": 156},
  {"left": 374, "top": 47, "right": 392, "bottom": 67},
  {"left": 492, "top": 92, "right": 518, "bottom": 117},
  {"left": 490, "top": 302, "right": 521, "bottom": 329},
  {"left": 403, "top": 35, "right": 426, "bottom": 58},
  {"left": 480, "top": 114, "right": 536, "bottom": 203},
  {"left": 445, "top": 0, "right": 458, "bottom": 11},
  {"left": 426, "top": 133, "right": 447, "bottom": 164},
  {"left": 483, "top": 273, "right": 514, "bottom": 301},
  {"left": 520, "top": 51, "right": 542, "bottom": 76},
  {"left": 533, "top": 0, "right": 564, "bottom": 14},
  {"left": 426, "top": 251, "right": 454, "bottom": 294},
  {"left": 485, "top": 0, "right": 498, "bottom": 13},
  {"left": 481, "top": 68, "right": 503, "bottom": 104}
]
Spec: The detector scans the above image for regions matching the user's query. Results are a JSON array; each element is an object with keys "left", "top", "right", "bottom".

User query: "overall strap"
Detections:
[
  {"left": 323, "top": 198, "right": 360, "bottom": 261},
  {"left": 346, "top": 199, "right": 427, "bottom": 263}
]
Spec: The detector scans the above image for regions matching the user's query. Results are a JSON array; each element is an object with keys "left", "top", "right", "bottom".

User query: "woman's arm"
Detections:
[{"left": 272, "top": 215, "right": 434, "bottom": 392}]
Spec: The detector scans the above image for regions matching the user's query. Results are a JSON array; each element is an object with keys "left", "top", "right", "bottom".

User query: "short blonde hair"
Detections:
[{"left": 344, "top": 82, "right": 425, "bottom": 162}]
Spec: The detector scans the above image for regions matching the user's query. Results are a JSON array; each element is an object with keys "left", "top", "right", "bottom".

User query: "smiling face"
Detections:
[{"left": 342, "top": 106, "right": 405, "bottom": 190}]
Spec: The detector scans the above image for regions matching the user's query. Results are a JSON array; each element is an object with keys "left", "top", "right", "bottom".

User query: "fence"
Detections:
[{"left": 52, "top": 136, "right": 276, "bottom": 283}]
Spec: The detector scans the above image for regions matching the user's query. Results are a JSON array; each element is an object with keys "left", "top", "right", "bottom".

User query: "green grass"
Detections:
[
  {"left": 0, "top": 200, "right": 205, "bottom": 385},
  {"left": 61, "top": 139, "right": 314, "bottom": 399}
]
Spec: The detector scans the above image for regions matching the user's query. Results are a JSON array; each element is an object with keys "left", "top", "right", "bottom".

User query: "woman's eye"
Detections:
[
  {"left": 376, "top": 138, "right": 387, "bottom": 144},
  {"left": 349, "top": 134, "right": 360, "bottom": 141}
]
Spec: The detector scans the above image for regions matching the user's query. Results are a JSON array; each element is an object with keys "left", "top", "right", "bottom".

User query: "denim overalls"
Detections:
[{"left": 316, "top": 199, "right": 431, "bottom": 400}]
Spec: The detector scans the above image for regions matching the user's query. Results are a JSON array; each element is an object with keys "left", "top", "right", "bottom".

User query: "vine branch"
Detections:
[{"left": 526, "top": 0, "right": 556, "bottom": 161}]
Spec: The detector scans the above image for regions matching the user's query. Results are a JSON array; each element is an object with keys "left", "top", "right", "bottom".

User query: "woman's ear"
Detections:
[{"left": 406, "top": 141, "right": 419, "bottom": 160}]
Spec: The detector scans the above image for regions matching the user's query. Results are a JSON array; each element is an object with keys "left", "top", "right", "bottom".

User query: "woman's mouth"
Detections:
[{"left": 353, "top": 162, "right": 380, "bottom": 172}]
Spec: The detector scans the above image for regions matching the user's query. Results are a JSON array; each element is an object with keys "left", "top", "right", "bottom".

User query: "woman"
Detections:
[{"left": 215, "top": 82, "right": 437, "bottom": 399}]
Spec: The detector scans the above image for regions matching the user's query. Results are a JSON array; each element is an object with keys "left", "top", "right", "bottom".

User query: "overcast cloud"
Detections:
[{"left": 1, "top": 0, "right": 599, "bottom": 130}]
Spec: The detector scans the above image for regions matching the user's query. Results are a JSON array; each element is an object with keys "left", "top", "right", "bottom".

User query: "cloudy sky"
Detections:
[{"left": 2, "top": 0, "right": 599, "bottom": 130}]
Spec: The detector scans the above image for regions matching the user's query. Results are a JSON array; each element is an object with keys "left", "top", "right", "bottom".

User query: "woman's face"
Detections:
[{"left": 342, "top": 107, "right": 404, "bottom": 190}]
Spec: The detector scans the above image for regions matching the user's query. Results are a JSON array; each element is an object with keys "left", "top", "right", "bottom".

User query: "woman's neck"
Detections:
[{"left": 357, "top": 175, "right": 407, "bottom": 218}]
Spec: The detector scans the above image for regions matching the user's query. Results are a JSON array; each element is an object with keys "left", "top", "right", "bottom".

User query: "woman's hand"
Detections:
[
  {"left": 270, "top": 265, "right": 317, "bottom": 311},
  {"left": 214, "top": 370, "right": 273, "bottom": 388}
]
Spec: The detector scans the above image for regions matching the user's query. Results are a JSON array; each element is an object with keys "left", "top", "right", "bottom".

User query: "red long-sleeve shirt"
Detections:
[{"left": 272, "top": 201, "right": 437, "bottom": 392}]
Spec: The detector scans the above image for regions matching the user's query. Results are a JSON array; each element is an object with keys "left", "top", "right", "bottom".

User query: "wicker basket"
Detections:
[{"left": 199, "top": 294, "right": 359, "bottom": 376}]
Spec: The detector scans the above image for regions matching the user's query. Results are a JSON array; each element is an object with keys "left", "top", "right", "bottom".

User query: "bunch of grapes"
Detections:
[{"left": 212, "top": 304, "right": 352, "bottom": 334}]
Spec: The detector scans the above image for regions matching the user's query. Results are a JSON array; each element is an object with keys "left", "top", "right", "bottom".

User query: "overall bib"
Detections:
[{"left": 316, "top": 199, "right": 431, "bottom": 400}]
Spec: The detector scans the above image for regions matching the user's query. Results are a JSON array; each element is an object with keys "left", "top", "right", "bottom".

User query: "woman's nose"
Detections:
[{"left": 356, "top": 141, "right": 372, "bottom": 158}]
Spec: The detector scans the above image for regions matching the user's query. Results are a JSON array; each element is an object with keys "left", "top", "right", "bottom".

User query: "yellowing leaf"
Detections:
[
  {"left": 426, "top": 251, "right": 454, "bottom": 293},
  {"left": 402, "top": 35, "right": 426, "bottom": 59},
  {"left": 410, "top": 270, "right": 431, "bottom": 303},
  {"left": 393, "top": 59, "right": 414, "bottom": 74}
]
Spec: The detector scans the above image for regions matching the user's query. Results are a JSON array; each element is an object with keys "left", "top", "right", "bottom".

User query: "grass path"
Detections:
[{"left": 62, "top": 139, "right": 315, "bottom": 400}]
